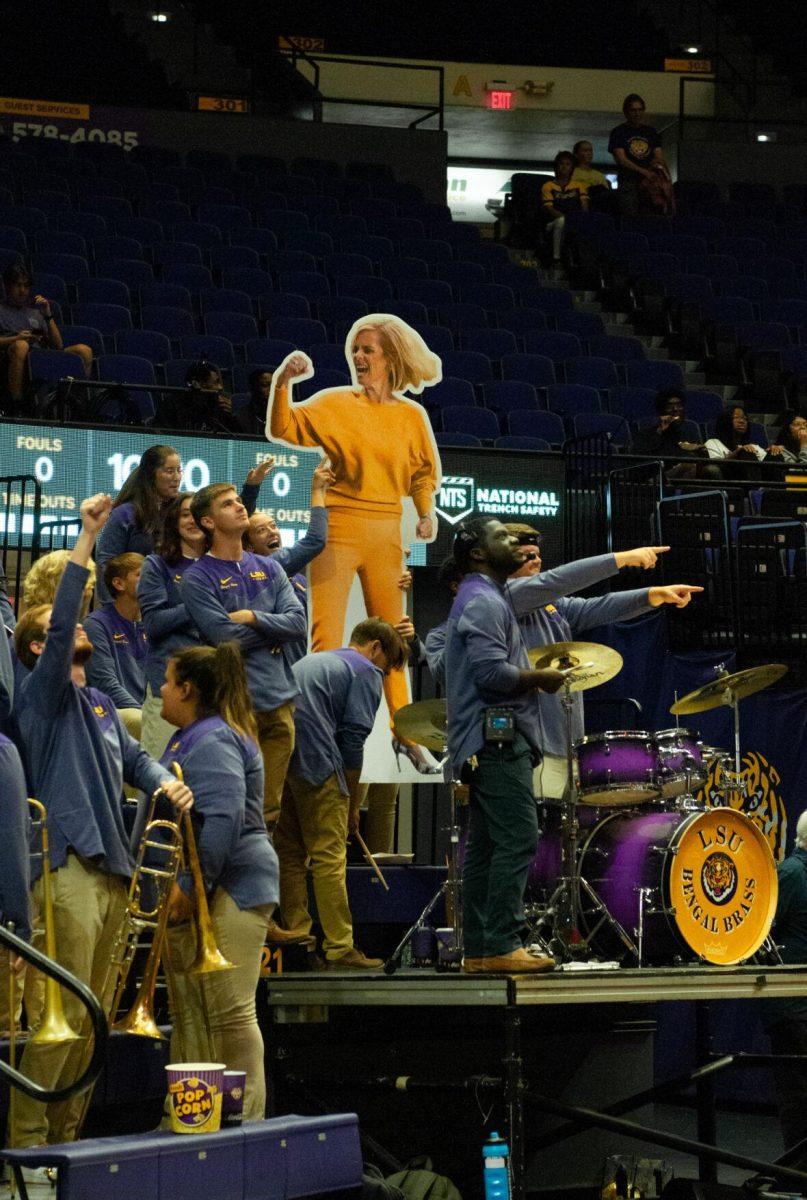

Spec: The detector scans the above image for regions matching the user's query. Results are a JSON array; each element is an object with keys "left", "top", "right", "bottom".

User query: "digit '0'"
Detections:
[{"left": 183, "top": 458, "right": 210, "bottom": 492}]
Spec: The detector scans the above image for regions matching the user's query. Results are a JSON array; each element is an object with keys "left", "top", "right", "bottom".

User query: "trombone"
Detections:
[
  {"left": 110, "top": 762, "right": 233, "bottom": 1042},
  {"left": 3, "top": 797, "right": 107, "bottom": 1132}
]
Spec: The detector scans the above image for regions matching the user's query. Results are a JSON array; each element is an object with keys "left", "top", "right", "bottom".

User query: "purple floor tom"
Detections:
[
  {"left": 655, "top": 728, "right": 705, "bottom": 798},
  {"left": 575, "top": 731, "right": 660, "bottom": 807}
]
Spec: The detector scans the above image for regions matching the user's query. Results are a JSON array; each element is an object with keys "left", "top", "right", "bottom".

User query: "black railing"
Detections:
[{"left": 279, "top": 42, "right": 445, "bottom": 130}]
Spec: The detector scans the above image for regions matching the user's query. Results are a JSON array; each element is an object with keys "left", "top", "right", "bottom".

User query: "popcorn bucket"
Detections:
[
  {"left": 165, "top": 1062, "right": 225, "bottom": 1134},
  {"left": 221, "top": 1070, "right": 247, "bottom": 1127}
]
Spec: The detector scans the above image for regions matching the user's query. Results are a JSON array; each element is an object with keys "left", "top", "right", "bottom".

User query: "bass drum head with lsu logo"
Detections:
[{"left": 667, "top": 808, "right": 778, "bottom": 965}]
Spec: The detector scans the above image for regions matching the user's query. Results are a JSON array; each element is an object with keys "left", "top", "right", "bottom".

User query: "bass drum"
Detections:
[{"left": 578, "top": 807, "right": 778, "bottom": 965}]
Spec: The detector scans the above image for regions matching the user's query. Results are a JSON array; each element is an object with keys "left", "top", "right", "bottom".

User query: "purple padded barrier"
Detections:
[
  {"left": 285, "top": 1114, "right": 363, "bottom": 1197},
  {"left": 4, "top": 1134, "right": 162, "bottom": 1200},
  {"left": 244, "top": 1114, "right": 362, "bottom": 1200},
  {"left": 158, "top": 1128, "right": 244, "bottom": 1200}
]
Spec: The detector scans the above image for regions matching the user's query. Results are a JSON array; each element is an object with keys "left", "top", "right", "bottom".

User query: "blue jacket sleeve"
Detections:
[
  {"left": 0, "top": 565, "right": 16, "bottom": 632},
  {"left": 0, "top": 621, "right": 14, "bottom": 720},
  {"left": 95, "top": 509, "right": 133, "bottom": 604},
  {"left": 424, "top": 624, "right": 447, "bottom": 687},
  {"left": 274, "top": 507, "right": 328, "bottom": 576},
  {"left": 0, "top": 740, "right": 31, "bottom": 940},
  {"left": 336, "top": 671, "right": 382, "bottom": 769},
  {"left": 181, "top": 733, "right": 245, "bottom": 892},
  {"left": 459, "top": 596, "right": 522, "bottom": 696},
  {"left": 181, "top": 573, "right": 269, "bottom": 653},
  {"left": 138, "top": 557, "right": 193, "bottom": 640},
  {"left": 250, "top": 572, "right": 308, "bottom": 645},
  {"left": 84, "top": 615, "right": 141, "bottom": 709},
  {"left": 25, "top": 561, "right": 87, "bottom": 716},
  {"left": 509, "top": 554, "right": 619, "bottom": 616},
  {"left": 562, "top": 588, "right": 652, "bottom": 634},
  {"left": 114, "top": 706, "right": 173, "bottom": 795},
  {"left": 239, "top": 480, "right": 260, "bottom": 517}
]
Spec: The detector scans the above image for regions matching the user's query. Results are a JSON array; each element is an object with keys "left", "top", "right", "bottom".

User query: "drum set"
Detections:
[{"left": 393, "top": 650, "right": 786, "bottom": 971}]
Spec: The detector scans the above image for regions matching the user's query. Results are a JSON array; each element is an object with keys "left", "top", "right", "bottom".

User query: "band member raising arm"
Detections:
[
  {"left": 182, "top": 484, "right": 306, "bottom": 830},
  {"left": 160, "top": 643, "right": 279, "bottom": 1122},
  {"left": 10, "top": 494, "right": 192, "bottom": 1150}
]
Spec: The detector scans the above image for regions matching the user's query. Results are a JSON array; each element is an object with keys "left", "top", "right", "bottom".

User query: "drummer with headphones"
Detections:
[
  {"left": 505, "top": 523, "right": 702, "bottom": 801},
  {"left": 444, "top": 516, "right": 566, "bottom": 974}
]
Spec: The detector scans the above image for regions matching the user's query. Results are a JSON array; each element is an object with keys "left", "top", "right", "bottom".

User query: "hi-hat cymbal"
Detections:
[
  {"left": 670, "top": 663, "right": 789, "bottom": 715},
  {"left": 527, "top": 641, "right": 623, "bottom": 691},
  {"left": 393, "top": 699, "right": 447, "bottom": 752}
]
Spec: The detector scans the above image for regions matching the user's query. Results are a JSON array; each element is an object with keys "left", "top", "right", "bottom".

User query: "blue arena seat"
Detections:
[
  {"left": 200, "top": 288, "right": 254, "bottom": 317},
  {"left": 140, "top": 282, "right": 193, "bottom": 312},
  {"left": 283, "top": 230, "right": 334, "bottom": 259},
  {"left": 439, "top": 349, "right": 493, "bottom": 385},
  {"left": 115, "top": 329, "right": 172, "bottom": 364},
  {"left": 93, "top": 235, "right": 145, "bottom": 263},
  {"left": 502, "top": 353, "right": 556, "bottom": 388},
  {"left": 222, "top": 268, "right": 274, "bottom": 300},
  {"left": 96, "top": 259, "right": 154, "bottom": 291},
  {"left": 266, "top": 316, "right": 328, "bottom": 349},
  {"left": 507, "top": 410, "right": 565, "bottom": 445},
  {"left": 77, "top": 278, "right": 131, "bottom": 308},
  {"left": 435, "top": 261, "right": 488, "bottom": 291},
  {"left": 98, "top": 354, "right": 157, "bottom": 421},
  {"left": 335, "top": 275, "right": 393, "bottom": 306},
  {"left": 608, "top": 386, "right": 658, "bottom": 422},
  {"left": 56, "top": 211, "right": 108, "bottom": 240},
  {"left": 32, "top": 252, "right": 89, "bottom": 286},
  {"left": 399, "top": 237, "right": 453, "bottom": 264},
  {"left": 572, "top": 411, "right": 631, "bottom": 444},
  {"left": 59, "top": 324, "right": 105, "bottom": 359},
  {"left": 246, "top": 338, "right": 298, "bottom": 365},
  {"left": 483, "top": 380, "right": 543, "bottom": 415},
  {"left": 437, "top": 302, "right": 489, "bottom": 332},
  {"left": 315, "top": 296, "right": 367, "bottom": 330},
  {"left": 546, "top": 384, "right": 602, "bottom": 417},
  {"left": 180, "top": 334, "right": 236, "bottom": 367},
  {"left": 435, "top": 431, "right": 483, "bottom": 447},
  {"left": 440, "top": 406, "right": 500, "bottom": 439},
  {"left": 495, "top": 435, "right": 552, "bottom": 451},
  {"left": 411, "top": 324, "right": 454, "bottom": 357},
  {"left": 34, "top": 230, "right": 88, "bottom": 257},
  {"left": 28, "top": 348, "right": 86, "bottom": 387},
  {"left": 278, "top": 271, "right": 331, "bottom": 301},
  {"left": 171, "top": 221, "right": 222, "bottom": 249},
  {"left": 204, "top": 311, "right": 260, "bottom": 347},
  {"left": 397, "top": 280, "right": 454, "bottom": 310},
  {"left": 341, "top": 233, "right": 395, "bottom": 262},
  {"left": 589, "top": 334, "right": 647, "bottom": 363},
  {"left": 229, "top": 228, "right": 279, "bottom": 258},
  {"left": 153, "top": 242, "right": 204, "bottom": 269},
  {"left": 424, "top": 376, "right": 477, "bottom": 410},
  {"left": 684, "top": 390, "right": 725, "bottom": 425},
  {"left": 324, "top": 251, "right": 374, "bottom": 278},
  {"left": 70, "top": 302, "right": 132, "bottom": 336},
  {"left": 308, "top": 343, "right": 351, "bottom": 372},
  {"left": 140, "top": 305, "right": 196, "bottom": 340},
  {"left": 458, "top": 328, "right": 517, "bottom": 361},
  {"left": 523, "top": 331, "right": 582, "bottom": 362},
  {"left": 296, "top": 368, "right": 351, "bottom": 400},
  {"left": 498, "top": 309, "right": 549, "bottom": 338},
  {"left": 463, "top": 282, "right": 516, "bottom": 314},
  {"left": 553, "top": 311, "right": 605, "bottom": 343},
  {"left": 624, "top": 359, "right": 685, "bottom": 391}
]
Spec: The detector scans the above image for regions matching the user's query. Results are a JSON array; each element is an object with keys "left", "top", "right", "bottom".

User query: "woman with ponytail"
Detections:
[{"left": 158, "top": 641, "right": 278, "bottom": 1121}]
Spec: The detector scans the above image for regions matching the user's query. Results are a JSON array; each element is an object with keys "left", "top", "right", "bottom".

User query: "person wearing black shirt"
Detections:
[{"left": 608, "top": 93, "right": 669, "bottom": 215}]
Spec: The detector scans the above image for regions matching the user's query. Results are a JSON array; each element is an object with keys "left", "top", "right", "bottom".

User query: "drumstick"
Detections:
[{"left": 354, "top": 829, "right": 390, "bottom": 891}]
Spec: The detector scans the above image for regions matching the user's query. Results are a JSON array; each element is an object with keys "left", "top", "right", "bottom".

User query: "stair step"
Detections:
[{"left": 684, "top": 372, "right": 707, "bottom": 387}]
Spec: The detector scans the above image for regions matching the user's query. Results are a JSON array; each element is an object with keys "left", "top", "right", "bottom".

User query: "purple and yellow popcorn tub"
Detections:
[{"left": 165, "top": 1062, "right": 225, "bottom": 1134}]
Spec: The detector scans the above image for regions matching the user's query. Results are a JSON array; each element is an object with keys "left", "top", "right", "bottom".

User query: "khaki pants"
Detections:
[
  {"left": 12, "top": 855, "right": 128, "bottom": 1147},
  {"left": 256, "top": 702, "right": 295, "bottom": 828},
  {"left": 274, "top": 771, "right": 353, "bottom": 961},
  {"left": 140, "top": 685, "right": 178, "bottom": 761},
  {"left": 118, "top": 707, "right": 142, "bottom": 800},
  {"left": 165, "top": 891, "right": 274, "bottom": 1123},
  {"left": 358, "top": 782, "right": 398, "bottom": 854},
  {"left": 533, "top": 753, "right": 572, "bottom": 803}
]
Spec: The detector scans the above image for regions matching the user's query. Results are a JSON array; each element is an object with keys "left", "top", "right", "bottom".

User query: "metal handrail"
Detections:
[
  {"left": 279, "top": 46, "right": 445, "bottom": 130},
  {"left": 0, "top": 923, "right": 107, "bottom": 1102}
]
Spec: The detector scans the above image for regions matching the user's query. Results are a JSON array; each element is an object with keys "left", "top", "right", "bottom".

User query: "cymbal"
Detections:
[
  {"left": 670, "top": 663, "right": 789, "bottom": 715},
  {"left": 393, "top": 699, "right": 447, "bottom": 752},
  {"left": 527, "top": 641, "right": 623, "bottom": 691}
]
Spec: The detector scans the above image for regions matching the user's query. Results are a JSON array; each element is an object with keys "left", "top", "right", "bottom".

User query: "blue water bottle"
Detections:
[{"left": 482, "top": 1131, "right": 510, "bottom": 1200}]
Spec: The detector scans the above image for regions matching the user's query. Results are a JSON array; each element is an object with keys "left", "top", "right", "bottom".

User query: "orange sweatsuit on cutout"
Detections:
[{"left": 270, "top": 384, "right": 439, "bottom": 717}]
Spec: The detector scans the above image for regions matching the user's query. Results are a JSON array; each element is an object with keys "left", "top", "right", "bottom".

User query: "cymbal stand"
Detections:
[{"left": 384, "top": 771, "right": 462, "bottom": 974}]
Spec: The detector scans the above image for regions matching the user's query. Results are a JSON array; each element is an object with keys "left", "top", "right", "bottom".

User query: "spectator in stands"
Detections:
[
  {"left": 631, "top": 388, "right": 718, "bottom": 479},
  {"left": 0, "top": 264, "right": 93, "bottom": 412},
  {"left": 84, "top": 553, "right": 148, "bottom": 741},
  {"left": 183, "top": 360, "right": 239, "bottom": 433},
  {"left": 541, "top": 151, "right": 588, "bottom": 263},
  {"left": 767, "top": 413, "right": 807, "bottom": 465},
  {"left": 703, "top": 405, "right": 767, "bottom": 474},
  {"left": 608, "top": 94, "right": 671, "bottom": 215},
  {"left": 234, "top": 368, "right": 275, "bottom": 437},
  {"left": 571, "top": 140, "right": 614, "bottom": 212}
]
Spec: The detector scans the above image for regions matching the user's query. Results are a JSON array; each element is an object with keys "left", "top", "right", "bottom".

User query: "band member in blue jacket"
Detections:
[
  {"left": 10, "top": 494, "right": 193, "bottom": 1149},
  {"left": 160, "top": 642, "right": 279, "bottom": 1123},
  {"left": 244, "top": 457, "right": 335, "bottom": 664},
  {"left": 138, "top": 495, "right": 206, "bottom": 759},
  {"left": 183, "top": 483, "right": 306, "bottom": 829},
  {"left": 444, "top": 517, "right": 566, "bottom": 976},
  {"left": 274, "top": 619, "right": 407, "bottom": 970},
  {"left": 84, "top": 552, "right": 148, "bottom": 739},
  {"left": 505, "top": 523, "right": 702, "bottom": 800}
]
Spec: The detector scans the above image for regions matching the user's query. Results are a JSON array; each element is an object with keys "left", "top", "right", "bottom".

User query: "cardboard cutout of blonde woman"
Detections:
[{"left": 266, "top": 314, "right": 443, "bottom": 781}]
